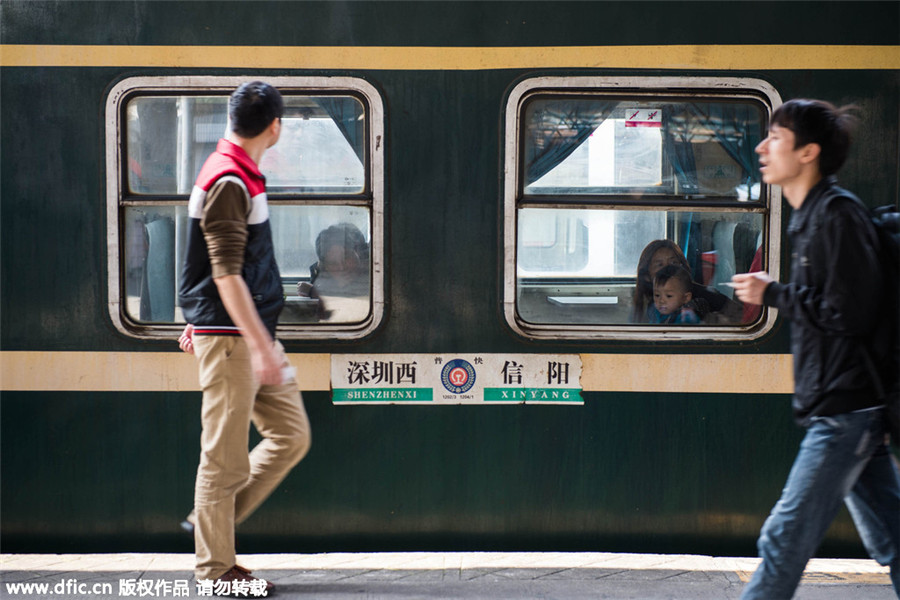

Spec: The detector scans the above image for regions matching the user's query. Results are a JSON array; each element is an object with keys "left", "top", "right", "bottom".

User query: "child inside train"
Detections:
[
  {"left": 647, "top": 265, "right": 703, "bottom": 324},
  {"left": 630, "top": 239, "right": 739, "bottom": 324}
]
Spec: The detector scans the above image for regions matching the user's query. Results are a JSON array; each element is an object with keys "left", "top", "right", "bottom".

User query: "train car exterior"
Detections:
[{"left": 1, "top": 1, "right": 898, "bottom": 557}]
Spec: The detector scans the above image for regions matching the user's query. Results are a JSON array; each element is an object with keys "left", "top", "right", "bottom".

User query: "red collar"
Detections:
[{"left": 215, "top": 139, "right": 264, "bottom": 180}]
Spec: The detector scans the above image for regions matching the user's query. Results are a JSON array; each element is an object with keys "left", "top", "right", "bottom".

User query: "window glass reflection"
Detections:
[
  {"left": 271, "top": 206, "right": 372, "bottom": 325},
  {"left": 122, "top": 205, "right": 372, "bottom": 326},
  {"left": 522, "top": 98, "right": 764, "bottom": 201},
  {"left": 127, "top": 95, "right": 366, "bottom": 195},
  {"left": 516, "top": 209, "right": 763, "bottom": 326}
]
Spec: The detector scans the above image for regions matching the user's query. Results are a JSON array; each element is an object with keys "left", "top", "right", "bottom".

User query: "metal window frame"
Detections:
[
  {"left": 106, "top": 76, "right": 385, "bottom": 340},
  {"left": 503, "top": 76, "right": 783, "bottom": 341}
]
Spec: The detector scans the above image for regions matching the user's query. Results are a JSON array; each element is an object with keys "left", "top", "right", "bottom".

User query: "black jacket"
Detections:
[{"left": 763, "top": 176, "right": 884, "bottom": 425}]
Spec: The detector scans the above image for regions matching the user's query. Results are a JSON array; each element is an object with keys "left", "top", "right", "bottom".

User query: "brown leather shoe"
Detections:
[{"left": 211, "top": 564, "right": 274, "bottom": 597}]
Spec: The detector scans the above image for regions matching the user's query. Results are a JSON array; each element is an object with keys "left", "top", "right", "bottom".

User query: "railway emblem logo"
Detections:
[{"left": 440, "top": 359, "right": 476, "bottom": 394}]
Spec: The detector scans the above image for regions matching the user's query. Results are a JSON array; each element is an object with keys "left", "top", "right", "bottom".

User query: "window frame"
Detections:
[
  {"left": 106, "top": 76, "right": 385, "bottom": 340},
  {"left": 503, "top": 76, "right": 783, "bottom": 341}
]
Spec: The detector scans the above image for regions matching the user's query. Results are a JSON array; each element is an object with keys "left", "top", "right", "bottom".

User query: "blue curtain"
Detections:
[
  {"left": 686, "top": 103, "right": 763, "bottom": 200},
  {"left": 316, "top": 97, "right": 366, "bottom": 164},
  {"left": 139, "top": 216, "right": 175, "bottom": 322},
  {"left": 524, "top": 100, "right": 617, "bottom": 186},
  {"left": 663, "top": 105, "right": 700, "bottom": 194},
  {"left": 663, "top": 103, "right": 763, "bottom": 199}
]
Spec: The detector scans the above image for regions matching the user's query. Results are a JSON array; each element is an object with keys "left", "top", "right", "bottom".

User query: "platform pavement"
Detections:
[{"left": 1, "top": 552, "right": 895, "bottom": 600}]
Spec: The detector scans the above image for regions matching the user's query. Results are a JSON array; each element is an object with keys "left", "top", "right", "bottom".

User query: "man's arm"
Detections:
[
  {"left": 200, "top": 179, "right": 282, "bottom": 385},
  {"left": 214, "top": 274, "right": 283, "bottom": 385},
  {"left": 214, "top": 275, "right": 282, "bottom": 385},
  {"left": 733, "top": 198, "right": 881, "bottom": 335}
]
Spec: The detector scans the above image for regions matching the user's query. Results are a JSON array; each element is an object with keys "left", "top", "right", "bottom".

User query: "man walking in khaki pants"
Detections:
[{"left": 177, "top": 81, "right": 311, "bottom": 596}]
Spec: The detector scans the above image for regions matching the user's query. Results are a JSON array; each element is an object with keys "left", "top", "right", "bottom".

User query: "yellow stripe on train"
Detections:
[
  {"left": 1, "top": 44, "right": 898, "bottom": 70},
  {"left": 0, "top": 351, "right": 793, "bottom": 394}
]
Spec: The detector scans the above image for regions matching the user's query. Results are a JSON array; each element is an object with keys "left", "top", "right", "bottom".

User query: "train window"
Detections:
[
  {"left": 107, "top": 77, "right": 385, "bottom": 339},
  {"left": 127, "top": 96, "right": 366, "bottom": 195},
  {"left": 504, "top": 77, "right": 782, "bottom": 340}
]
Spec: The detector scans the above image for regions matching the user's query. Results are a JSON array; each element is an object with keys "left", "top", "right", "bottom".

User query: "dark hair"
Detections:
[
  {"left": 630, "top": 239, "right": 692, "bottom": 322},
  {"left": 770, "top": 99, "right": 858, "bottom": 176},
  {"left": 310, "top": 223, "right": 369, "bottom": 281},
  {"left": 653, "top": 264, "right": 692, "bottom": 294},
  {"left": 229, "top": 81, "right": 284, "bottom": 138},
  {"left": 316, "top": 223, "right": 369, "bottom": 263}
]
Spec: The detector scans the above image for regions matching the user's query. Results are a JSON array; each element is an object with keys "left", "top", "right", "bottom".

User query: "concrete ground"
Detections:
[{"left": 1, "top": 552, "right": 895, "bottom": 599}]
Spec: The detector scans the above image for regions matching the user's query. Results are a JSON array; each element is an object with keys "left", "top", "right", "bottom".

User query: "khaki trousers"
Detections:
[{"left": 191, "top": 335, "right": 311, "bottom": 581}]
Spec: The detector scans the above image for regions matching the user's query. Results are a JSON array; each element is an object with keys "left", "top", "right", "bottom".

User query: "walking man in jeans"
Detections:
[
  {"left": 178, "top": 81, "right": 311, "bottom": 595},
  {"left": 732, "top": 98, "right": 900, "bottom": 599}
]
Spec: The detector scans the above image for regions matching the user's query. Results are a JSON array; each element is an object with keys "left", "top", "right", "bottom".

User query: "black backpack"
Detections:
[
  {"left": 809, "top": 191, "right": 899, "bottom": 445},
  {"left": 865, "top": 205, "right": 900, "bottom": 446}
]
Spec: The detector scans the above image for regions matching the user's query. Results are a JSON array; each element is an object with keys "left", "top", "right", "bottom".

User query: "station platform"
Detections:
[{"left": 1, "top": 551, "right": 895, "bottom": 599}]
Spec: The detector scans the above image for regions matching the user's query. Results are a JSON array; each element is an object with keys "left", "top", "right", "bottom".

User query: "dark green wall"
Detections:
[
  {"left": 3, "top": 1, "right": 898, "bottom": 47},
  {"left": 3, "top": 390, "right": 869, "bottom": 557}
]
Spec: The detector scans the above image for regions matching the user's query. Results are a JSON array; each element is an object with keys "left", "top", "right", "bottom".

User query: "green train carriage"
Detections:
[{"left": 1, "top": 0, "right": 898, "bottom": 557}]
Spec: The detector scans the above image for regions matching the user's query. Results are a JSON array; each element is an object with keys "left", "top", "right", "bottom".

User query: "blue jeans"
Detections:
[{"left": 741, "top": 408, "right": 900, "bottom": 599}]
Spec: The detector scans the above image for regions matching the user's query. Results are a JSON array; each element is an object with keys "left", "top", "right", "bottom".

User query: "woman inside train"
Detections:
[{"left": 629, "top": 239, "right": 740, "bottom": 324}]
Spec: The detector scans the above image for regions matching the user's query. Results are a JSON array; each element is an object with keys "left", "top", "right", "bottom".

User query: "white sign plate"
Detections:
[{"left": 331, "top": 354, "right": 583, "bottom": 405}]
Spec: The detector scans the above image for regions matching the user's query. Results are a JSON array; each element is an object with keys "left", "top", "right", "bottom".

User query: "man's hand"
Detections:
[
  {"left": 249, "top": 341, "right": 284, "bottom": 386},
  {"left": 731, "top": 272, "right": 775, "bottom": 306},
  {"left": 178, "top": 324, "right": 195, "bottom": 354}
]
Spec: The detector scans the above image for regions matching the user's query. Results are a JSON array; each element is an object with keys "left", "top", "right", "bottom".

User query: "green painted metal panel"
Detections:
[
  {"left": 0, "top": 390, "right": 871, "bottom": 557},
  {"left": 3, "top": 1, "right": 897, "bottom": 47}
]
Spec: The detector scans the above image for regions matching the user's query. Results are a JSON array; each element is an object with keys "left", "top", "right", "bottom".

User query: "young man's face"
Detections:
[
  {"left": 653, "top": 279, "right": 692, "bottom": 316},
  {"left": 755, "top": 124, "right": 807, "bottom": 187}
]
